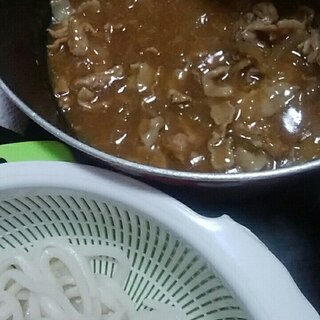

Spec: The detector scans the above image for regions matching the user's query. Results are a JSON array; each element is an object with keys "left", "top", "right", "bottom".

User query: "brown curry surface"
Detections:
[{"left": 48, "top": 0, "right": 320, "bottom": 173}]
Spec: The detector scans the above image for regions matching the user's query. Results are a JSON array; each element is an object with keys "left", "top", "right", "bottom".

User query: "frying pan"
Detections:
[{"left": 1, "top": 0, "right": 320, "bottom": 187}]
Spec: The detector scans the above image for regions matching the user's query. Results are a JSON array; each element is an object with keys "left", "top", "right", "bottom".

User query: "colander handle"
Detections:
[{"left": 197, "top": 215, "right": 320, "bottom": 320}]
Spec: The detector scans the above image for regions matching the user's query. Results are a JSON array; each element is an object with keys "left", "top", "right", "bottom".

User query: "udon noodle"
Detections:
[{"left": 0, "top": 239, "right": 186, "bottom": 320}]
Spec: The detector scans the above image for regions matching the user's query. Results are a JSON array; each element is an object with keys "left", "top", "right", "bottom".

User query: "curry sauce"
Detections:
[{"left": 48, "top": 0, "right": 320, "bottom": 173}]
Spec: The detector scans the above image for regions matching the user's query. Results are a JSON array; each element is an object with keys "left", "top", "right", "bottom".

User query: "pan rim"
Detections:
[{"left": 1, "top": 78, "right": 320, "bottom": 183}]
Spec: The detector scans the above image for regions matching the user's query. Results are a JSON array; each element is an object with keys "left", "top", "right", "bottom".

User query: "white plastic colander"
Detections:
[{"left": 0, "top": 162, "right": 318, "bottom": 320}]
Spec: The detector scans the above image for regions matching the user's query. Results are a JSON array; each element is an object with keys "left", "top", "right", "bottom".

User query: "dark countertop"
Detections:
[{"left": 4, "top": 122, "right": 320, "bottom": 313}]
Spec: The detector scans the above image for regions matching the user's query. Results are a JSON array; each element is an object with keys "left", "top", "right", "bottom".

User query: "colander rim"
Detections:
[{"left": 0, "top": 161, "right": 318, "bottom": 320}]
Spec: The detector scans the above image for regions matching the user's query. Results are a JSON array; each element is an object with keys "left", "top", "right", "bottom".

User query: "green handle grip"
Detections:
[{"left": 0, "top": 141, "right": 74, "bottom": 163}]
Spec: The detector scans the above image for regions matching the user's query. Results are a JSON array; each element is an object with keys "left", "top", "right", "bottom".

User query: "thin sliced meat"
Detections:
[
  {"left": 277, "top": 19, "right": 306, "bottom": 33},
  {"left": 140, "top": 117, "right": 165, "bottom": 148},
  {"left": 131, "top": 63, "right": 155, "bottom": 93},
  {"left": 235, "top": 147, "right": 268, "bottom": 172},
  {"left": 74, "top": 66, "right": 124, "bottom": 90},
  {"left": 209, "top": 100, "right": 235, "bottom": 127},
  {"left": 77, "top": 87, "right": 96, "bottom": 109},
  {"left": 168, "top": 89, "right": 192, "bottom": 103},
  {"left": 50, "top": 0, "right": 72, "bottom": 23},
  {"left": 47, "top": 20, "right": 69, "bottom": 51},
  {"left": 68, "top": 17, "right": 95, "bottom": 56},
  {"left": 237, "top": 2, "right": 308, "bottom": 45},
  {"left": 252, "top": 2, "right": 279, "bottom": 24},
  {"left": 77, "top": 0, "right": 101, "bottom": 13},
  {"left": 162, "top": 120, "right": 201, "bottom": 163},
  {"left": 202, "top": 66, "right": 233, "bottom": 98},
  {"left": 54, "top": 77, "right": 69, "bottom": 98},
  {"left": 299, "top": 29, "right": 320, "bottom": 64},
  {"left": 208, "top": 137, "right": 235, "bottom": 171}
]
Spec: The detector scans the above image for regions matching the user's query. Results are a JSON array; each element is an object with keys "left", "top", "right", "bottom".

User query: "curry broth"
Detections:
[{"left": 48, "top": 0, "right": 320, "bottom": 172}]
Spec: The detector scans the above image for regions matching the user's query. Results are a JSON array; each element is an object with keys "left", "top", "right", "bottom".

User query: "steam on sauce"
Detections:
[{"left": 48, "top": 0, "right": 320, "bottom": 173}]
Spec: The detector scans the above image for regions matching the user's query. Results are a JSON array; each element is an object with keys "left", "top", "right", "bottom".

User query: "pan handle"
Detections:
[{"left": 0, "top": 141, "right": 74, "bottom": 163}]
